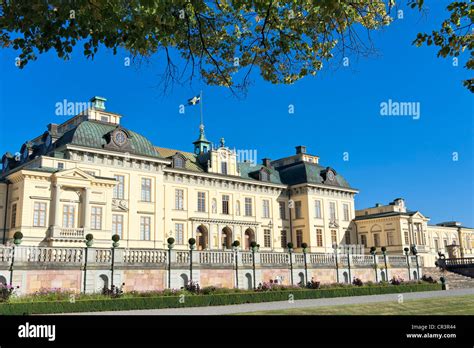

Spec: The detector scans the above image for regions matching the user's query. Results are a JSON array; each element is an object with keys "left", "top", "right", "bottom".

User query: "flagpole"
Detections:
[{"left": 200, "top": 90, "right": 203, "bottom": 126}]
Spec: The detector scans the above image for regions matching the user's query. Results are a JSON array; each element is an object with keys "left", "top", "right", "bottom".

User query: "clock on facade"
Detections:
[
  {"left": 327, "top": 170, "right": 335, "bottom": 181},
  {"left": 113, "top": 130, "right": 127, "bottom": 146}
]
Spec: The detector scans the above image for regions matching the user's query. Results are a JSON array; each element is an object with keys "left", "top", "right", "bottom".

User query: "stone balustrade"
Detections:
[{"left": 0, "top": 245, "right": 424, "bottom": 269}]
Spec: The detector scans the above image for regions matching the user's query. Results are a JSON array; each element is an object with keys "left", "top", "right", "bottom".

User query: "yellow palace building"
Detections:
[{"left": 0, "top": 97, "right": 472, "bottom": 268}]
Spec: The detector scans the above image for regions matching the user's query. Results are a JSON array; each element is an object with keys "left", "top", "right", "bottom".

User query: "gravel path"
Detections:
[{"left": 66, "top": 288, "right": 474, "bottom": 316}]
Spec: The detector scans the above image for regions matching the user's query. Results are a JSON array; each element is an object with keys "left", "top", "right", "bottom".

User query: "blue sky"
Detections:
[{"left": 1, "top": 1, "right": 473, "bottom": 226}]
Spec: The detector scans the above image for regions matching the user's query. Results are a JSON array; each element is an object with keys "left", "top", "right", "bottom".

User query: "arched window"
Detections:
[
  {"left": 245, "top": 273, "right": 253, "bottom": 290},
  {"left": 413, "top": 271, "right": 418, "bottom": 280},
  {"left": 0, "top": 275, "right": 7, "bottom": 286},
  {"left": 343, "top": 272, "right": 349, "bottom": 284},
  {"left": 180, "top": 273, "right": 189, "bottom": 288},
  {"left": 380, "top": 271, "right": 386, "bottom": 282},
  {"left": 98, "top": 274, "right": 109, "bottom": 291},
  {"left": 298, "top": 272, "right": 305, "bottom": 286}
]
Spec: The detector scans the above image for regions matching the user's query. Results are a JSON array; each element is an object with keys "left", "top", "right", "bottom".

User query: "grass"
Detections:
[{"left": 241, "top": 295, "right": 474, "bottom": 315}]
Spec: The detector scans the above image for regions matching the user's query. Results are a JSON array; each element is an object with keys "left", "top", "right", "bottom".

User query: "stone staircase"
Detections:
[{"left": 423, "top": 267, "right": 474, "bottom": 289}]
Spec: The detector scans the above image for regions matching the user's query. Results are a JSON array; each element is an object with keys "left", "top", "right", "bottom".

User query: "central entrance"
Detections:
[
  {"left": 221, "top": 227, "right": 233, "bottom": 249},
  {"left": 196, "top": 224, "right": 208, "bottom": 250}
]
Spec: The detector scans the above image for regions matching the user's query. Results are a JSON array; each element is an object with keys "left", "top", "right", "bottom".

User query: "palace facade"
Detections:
[{"left": 0, "top": 96, "right": 472, "bottom": 268}]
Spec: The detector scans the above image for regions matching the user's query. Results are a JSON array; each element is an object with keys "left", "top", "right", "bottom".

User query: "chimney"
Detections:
[
  {"left": 47, "top": 123, "right": 59, "bottom": 136},
  {"left": 295, "top": 145, "right": 307, "bottom": 154},
  {"left": 90, "top": 96, "right": 107, "bottom": 110},
  {"left": 262, "top": 158, "right": 272, "bottom": 167}
]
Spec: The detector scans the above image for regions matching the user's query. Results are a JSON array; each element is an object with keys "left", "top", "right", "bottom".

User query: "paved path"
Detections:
[{"left": 68, "top": 288, "right": 474, "bottom": 315}]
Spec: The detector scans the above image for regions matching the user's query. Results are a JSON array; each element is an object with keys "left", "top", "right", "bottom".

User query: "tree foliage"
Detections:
[
  {"left": 0, "top": 0, "right": 471, "bottom": 93},
  {"left": 412, "top": 0, "right": 473, "bottom": 92}
]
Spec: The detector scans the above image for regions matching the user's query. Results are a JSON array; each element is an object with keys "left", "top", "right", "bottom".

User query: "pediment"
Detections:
[{"left": 53, "top": 168, "right": 95, "bottom": 180}]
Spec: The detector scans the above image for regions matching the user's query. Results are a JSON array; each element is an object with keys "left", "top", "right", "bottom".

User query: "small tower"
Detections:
[{"left": 193, "top": 124, "right": 211, "bottom": 155}]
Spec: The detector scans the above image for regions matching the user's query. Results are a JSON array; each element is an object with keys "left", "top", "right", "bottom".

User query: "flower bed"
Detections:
[{"left": 0, "top": 283, "right": 441, "bottom": 315}]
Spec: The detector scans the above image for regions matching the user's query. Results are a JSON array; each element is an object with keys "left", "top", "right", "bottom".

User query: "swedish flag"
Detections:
[{"left": 187, "top": 95, "right": 201, "bottom": 106}]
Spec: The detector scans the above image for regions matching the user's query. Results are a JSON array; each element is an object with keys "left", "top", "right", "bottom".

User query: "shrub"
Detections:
[
  {"left": 250, "top": 241, "right": 257, "bottom": 248},
  {"left": 85, "top": 233, "right": 94, "bottom": 241},
  {"left": 390, "top": 276, "right": 404, "bottom": 285},
  {"left": 381, "top": 246, "right": 387, "bottom": 253},
  {"left": 232, "top": 240, "right": 240, "bottom": 248},
  {"left": 301, "top": 242, "right": 308, "bottom": 249},
  {"left": 421, "top": 275, "right": 437, "bottom": 284},
  {"left": 306, "top": 279, "right": 321, "bottom": 289},
  {"left": 102, "top": 283, "right": 125, "bottom": 298},
  {"left": 13, "top": 232, "right": 23, "bottom": 240},
  {"left": 352, "top": 278, "right": 364, "bottom": 286},
  {"left": 188, "top": 238, "right": 196, "bottom": 246},
  {"left": 287, "top": 242, "right": 294, "bottom": 249},
  {"left": 167, "top": 237, "right": 175, "bottom": 245},
  {"left": 0, "top": 284, "right": 18, "bottom": 302},
  {"left": 112, "top": 234, "right": 120, "bottom": 243},
  {"left": 184, "top": 281, "right": 200, "bottom": 294}
]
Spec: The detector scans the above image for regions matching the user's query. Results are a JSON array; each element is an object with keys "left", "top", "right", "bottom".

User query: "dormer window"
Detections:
[
  {"left": 173, "top": 155, "right": 185, "bottom": 169},
  {"left": 260, "top": 169, "right": 270, "bottom": 182},
  {"left": 221, "top": 161, "right": 228, "bottom": 175}
]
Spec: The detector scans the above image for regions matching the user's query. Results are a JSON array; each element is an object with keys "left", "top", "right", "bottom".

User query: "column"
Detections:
[
  {"left": 53, "top": 184, "right": 62, "bottom": 226},
  {"left": 83, "top": 187, "right": 90, "bottom": 230}
]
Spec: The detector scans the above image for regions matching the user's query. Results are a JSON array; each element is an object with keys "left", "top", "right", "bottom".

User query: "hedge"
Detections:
[{"left": 0, "top": 283, "right": 440, "bottom": 315}]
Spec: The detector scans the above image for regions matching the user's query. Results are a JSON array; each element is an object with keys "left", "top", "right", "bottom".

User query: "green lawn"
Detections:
[{"left": 241, "top": 295, "right": 474, "bottom": 315}]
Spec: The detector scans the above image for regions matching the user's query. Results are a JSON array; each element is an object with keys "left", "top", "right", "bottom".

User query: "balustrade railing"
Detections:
[
  {"left": 0, "top": 247, "right": 12, "bottom": 263},
  {"left": 176, "top": 251, "right": 190, "bottom": 264},
  {"left": 352, "top": 255, "right": 374, "bottom": 266},
  {"left": 240, "top": 252, "right": 253, "bottom": 265},
  {"left": 260, "top": 252, "right": 288, "bottom": 265},
  {"left": 17, "top": 246, "right": 84, "bottom": 263},
  {"left": 309, "top": 253, "right": 334, "bottom": 265},
  {"left": 94, "top": 248, "right": 112, "bottom": 263},
  {"left": 199, "top": 251, "right": 234, "bottom": 264},
  {"left": 123, "top": 249, "right": 167, "bottom": 264}
]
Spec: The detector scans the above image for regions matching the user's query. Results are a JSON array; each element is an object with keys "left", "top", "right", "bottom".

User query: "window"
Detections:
[
  {"left": 141, "top": 178, "right": 151, "bottom": 202},
  {"left": 221, "top": 161, "right": 228, "bottom": 175},
  {"left": 244, "top": 198, "right": 252, "bottom": 216},
  {"left": 86, "top": 153, "right": 93, "bottom": 162},
  {"left": 343, "top": 204, "right": 350, "bottom": 221},
  {"left": 261, "top": 170, "right": 270, "bottom": 182},
  {"left": 91, "top": 207, "right": 102, "bottom": 230},
  {"left": 345, "top": 231, "right": 351, "bottom": 244},
  {"left": 140, "top": 217, "right": 151, "bottom": 240},
  {"left": 175, "top": 189, "right": 184, "bottom": 210},
  {"left": 316, "top": 229, "right": 323, "bottom": 247},
  {"left": 222, "top": 195, "right": 230, "bottom": 214},
  {"left": 280, "top": 230, "right": 287, "bottom": 248},
  {"left": 33, "top": 202, "right": 47, "bottom": 227},
  {"left": 296, "top": 230, "right": 303, "bottom": 248},
  {"left": 175, "top": 223, "right": 184, "bottom": 244},
  {"left": 295, "top": 201, "right": 302, "bottom": 219},
  {"left": 262, "top": 200, "right": 270, "bottom": 218},
  {"left": 113, "top": 175, "right": 125, "bottom": 199},
  {"left": 197, "top": 192, "right": 206, "bottom": 212},
  {"left": 387, "top": 232, "right": 394, "bottom": 246},
  {"left": 374, "top": 233, "right": 380, "bottom": 247},
  {"left": 264, "top": 229, "right": 271, "bottom": 248},
  {"left": 10, "top": 204, "right": 17, "bottom": 228},
  {"left": 329, "top": 202, "right": 336, "bottom": 220},
  {"left": 174, "top": 156, "right": 184, "bottom": 168},
  {"left": 101, "top": 115, "right": 109, "bottom": 122},
  {"left": 331, "top": 230, "right": 337, "bottom": 246},
  {"left": 62, "top": 205, "right": 75, "bottom": 228},
  {"left": 443, "top": 239, "right": 448, "bottom": 248},
  {"left": 314, "top": 200, "right": 322, "bottom": 219},
  {"left": 434, "top": 239, "right": 439, "bottom": 252},
  {"left": 57, "top": 162, "right": 64, "bottom": 170},
  {"left": 360, "top": 235, "right": 367, "bottom": 247},
  {"left": 279, "top": 201, "right": 286, "bottom": 220},
  {"left": 404, "top": 231, "right": 409, "bottom": 244},
  {"left": 112, "top": 214, "right": 123, "bottom": 238},
  {"left": 235, "top": 200, "right": 240, "bottom": 216}
]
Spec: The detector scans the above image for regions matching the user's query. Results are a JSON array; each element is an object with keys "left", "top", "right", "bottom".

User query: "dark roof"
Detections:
[
  {"left": 276, "top": 161, "right": 353, "bottom": 189},
  {"left": 155, "top": 147, "right": 204, "bottom": 172},
  {"left": 238, "top": 162, "right": 283, "bottom": 184},
  {"left": 354, "top": 211, "right": 419, "bottom": 221},
  {"left": 54, "top": 121, "right": 161, "bottom": 158}
]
